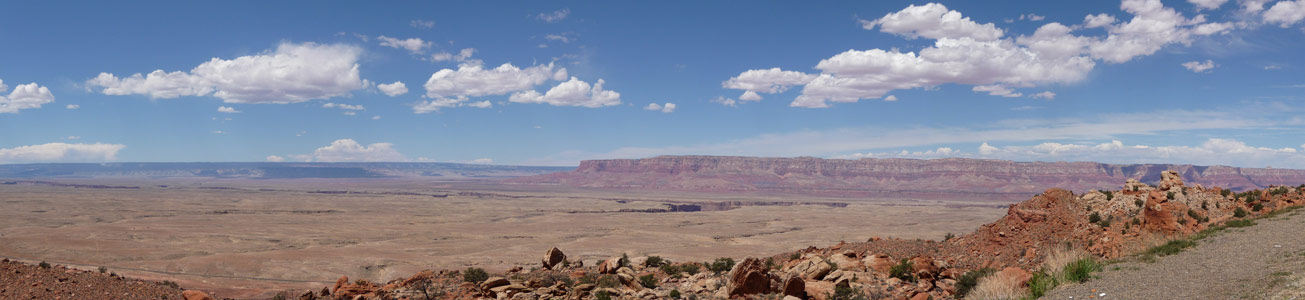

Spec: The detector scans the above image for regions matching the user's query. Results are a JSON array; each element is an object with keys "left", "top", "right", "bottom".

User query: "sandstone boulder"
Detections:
[
  {"left": 181, "top": 290, "right": 214, "bottom": 300},
  {"left": 781, "top": 275, "right": 806, "bottom": 299},
  {"left": 827, "top": 252, "right": 862, "bottom": 271},
  {"left": 728, "top": 257, "right": 774, "bottom": 297},
  {"left": 331, "top": 276, "right": 348, "bottom": 295},
  {"left": 908, "top": 256, "right": 940, "bottom": 281},
  {"left": 541, "top": 247, "right": 566, "bottom": 270},
  {"left": 481, "top": 277, "right": 509, "bottom": 289},
  {"left": 597, "top": 257, "right": 623, "bottom": 274},
  {"left": 863, "top": 254, "right": 894, "bottom": 275},
  {"left": 997, "top": 267, "right": 1032, "bottom": 287},
  {"left": 788, "top": 257, "right": 834, "bottom": 280},
  {"left": 1143, "top": 190, "right": 1186, "bottom": 233},
  {"left": 1159, "top": 170, "right": 1185, "bottom": 190}
]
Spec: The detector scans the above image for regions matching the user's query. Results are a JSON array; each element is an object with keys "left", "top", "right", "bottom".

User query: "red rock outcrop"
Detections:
[
  {"left": 541, "top": 247, "right": 566, "bottom": 270},
  {"left": 727, "top": 257, "right": 775, "bottom": 296}
]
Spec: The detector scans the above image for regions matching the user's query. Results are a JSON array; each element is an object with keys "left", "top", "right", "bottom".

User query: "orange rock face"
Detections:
[{"left": 727, "top": 257, "right": 774, "bottom": 297}]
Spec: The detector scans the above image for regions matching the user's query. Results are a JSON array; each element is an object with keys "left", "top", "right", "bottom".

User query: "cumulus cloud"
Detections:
[
  {"left": 973, "top": 85, "right": 1023, "bottom": 98},
  {"left": 1183, "top": 60, "right": 1217, "bottom": 72},
  {"left": 297, "top": 139, "right": 407, "bottom": 162},
  {"left": 644, "top": 102, "right": 676, "bottom": 113},
  {"left": 1264, "top": 0, "right": 1305, "bottom": 27},
  {"left": 217, "top": 106, "right": 241, "bottom": 113},
  {"left": 509, "top": 77, "right": 621, "bottom": 107},
  {"left": 265, "top": 155, "right": 286, "bottom": 162},
  {"left": 377, "top": 81, "right": 408, "bottom": 97},
  {"left": 415, "top": 61, "right": 567, "bottom": 112},
  {"left": 545, "top": 33, "right": 575, "bottom": 43},
  {"left": 537, "top": 8, "right": 570, "bottom": 23},
  {"left": 0, "top": 80, "right": 55, "bottom": 114},
  {"left": 1020, "top": 14, "right": 1046, "bottom": 21},
  {"left": 1189, "top": 0, "right": 1230, "bottom": 10},
  {"left": 884, "top": 95, "right": 899, "bottom": 101},
  {"left": 722, "top": 68, "right": 817, "bottom": 94},
  {"left": 839, "top": 138, "right": 1305, "bottom": 169},
  {"left": 87, "top": 42, "right": 366, "bottom": 104},
  {"left": 1030, "top": 91, "right": 1057, "bottom": 99},
  {"left": 377, "top": 36, "right": 431, "bottom": 54},
  {"left": 727, "top": 1, "right": 1237, "bottom": 108},
  {"left": 739, "top": 90, "right": 763, "bottom": 101},
  {"left": 0, "top": 142, "right": 126, "bottom": 163},
  {"left": 65, "top": 104, "right": 79, "bottom": 110},
  {"left": 322, "top": 102, "right": 364, "bottom": 111}
]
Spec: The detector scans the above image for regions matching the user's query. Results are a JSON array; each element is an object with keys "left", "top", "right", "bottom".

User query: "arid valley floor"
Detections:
[{"left": 0, "top": 178, "right": 1006, "bottom": 298}]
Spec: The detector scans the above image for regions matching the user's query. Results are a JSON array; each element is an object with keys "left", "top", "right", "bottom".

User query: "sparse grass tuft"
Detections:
[
  {"left": 1235, "top": 207, "right": 1249, "bottom": 218},
  {"left": 967, "top": 270, "right": 1026, "bottom": 300},
  {"left": 955, "top": 268, "right": 995, "bottom": 298},
  {"left": 462, "top": 267, "right": 488, "bottom": 283},
  {"left": 1026, "top": 271, "right": 1058, "bottom": 299},
  {"left": 1144, "top": 239, "right": 1196, "bottom": 258},
  {"left": 1061, "top": 258, "right": 1100, "bottom": 283},
  {"left": 707, "top": 257, "right": 734, "bottom": 274},
  {"left": 638, "top": 274, "right": 658, "bottom": 288},
  {"left": 889, "top": 258, "right": 915, "bottom": 282}
]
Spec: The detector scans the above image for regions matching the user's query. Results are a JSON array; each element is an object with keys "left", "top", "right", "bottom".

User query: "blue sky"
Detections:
[{"left": 1, "top": 0, "right": 1304, "bottom": 167}]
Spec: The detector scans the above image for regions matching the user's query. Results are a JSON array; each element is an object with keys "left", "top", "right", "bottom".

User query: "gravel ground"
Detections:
[
  {"left": 1046, "top": 209, "right": 1305, "bottom": 299},
  {"left": 0, "top": 259, "right": 184, "bottom": 300}
]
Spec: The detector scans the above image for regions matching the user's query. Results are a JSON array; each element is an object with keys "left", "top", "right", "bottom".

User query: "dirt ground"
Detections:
[{"left": 0, "top": 178, "right": 1006, "bottom": 298}]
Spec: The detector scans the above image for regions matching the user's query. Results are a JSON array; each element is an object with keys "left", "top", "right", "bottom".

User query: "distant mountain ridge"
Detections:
[
  {"left": 512, "top": 155, "right": 1305, "bottom": 201},
  {"left": 0, "top": 162, "right": 571, "bottom": 179}
]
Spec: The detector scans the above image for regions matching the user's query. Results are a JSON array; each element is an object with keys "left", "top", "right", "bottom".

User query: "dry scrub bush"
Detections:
[{"left": 966, "top": 270, "right": 1025, "bottom": 300}]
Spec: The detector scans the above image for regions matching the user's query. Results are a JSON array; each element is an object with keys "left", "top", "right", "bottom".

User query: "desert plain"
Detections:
[{"left": 0, "top": 178, "right": 1006, "bottom": 298}]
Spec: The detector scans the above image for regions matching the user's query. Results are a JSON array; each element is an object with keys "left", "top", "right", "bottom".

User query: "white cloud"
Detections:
[
  {"left": 1030, "top": 91, "right": 1057, "bottom": 99},
  {"left": 410, "top": 19, "right": 435, "bottom": 29},
  {"left": 509, "top": 77, "right": 621, "bottom": 108},
  {"left": 217, "top": 106, "right": 241, "bottom": 113},
  {"left": 884, "top": 95, "right": 899, "bottom": 101},
  {"left": 711, "top": 96, "right": 738, "bottom": 107},
  {"left": 265, "top": 155, "right": 285, "bottom": 162},
  {"left": 0, "top": 142, "right": 126, "bottom": 163},
  {"left": 644, "top": 102, "right": 676, "bottom": 113},
  {"left": 722, "top": 68, "right": 817, "bottom": 94},
  {"left": 0, "top": 80, "right": 55, "bottom": 114},
  {"left": 377, "top": 36, "right": 431, "bottom": 54},
  {"left": 545, "top": 33, "right": 574, "bottom": 43},
  {"left": 1264, "top": 0, "right": 1305, "bottom": 27},
  {"left": 1189, "top": 0, "right": 1230, "bottom": 10},
  {"left": 1183, "top": 59, "right": 1217, "bottom": 72},
  {"left": 470, "top": 158, "right": 493, "bottom": 164},
  {"left": 1084, "top": 13, "right": 1117, "bottom": 28},
  {"left": 424, "top": 62, "right": 563, "bottom": 99},
  {"left": 537, "top": 9, "right": 570, "bottom": 23},
  {"left": 305, "top": 139, "right": 407, "bottom": 162},
  {"left": 972, "top": 85, "right": 1023, "bottom": 97},
  {"left": 1243, "top": 0, "right": 1271, "bottom": 13},
  {"left": 322, "top": 102, "right": 364, "bottom": 110},
  {"left": 955, "top": 139, "right": 1305, "bottom": 168},
  {"left": 371, "top": 115, "right": 381, "bottom": 120},
  {"left": 730, "top": 1, "right": 1237, "bottom": 108},
  {"left": 65, "top": 104, "right": 79, "bottom": 110},
  {"left": 63, "top": 136, "right": 80, "bottom": 140},
  {"left": 1020, "top": 14, "right": 1046, "bottom": 21},
  {"left": 430, "top": 48, "right": 477, "bottom": 63},
  {"left": 87, "top": 42, "right": 366, "bottom": 104},
  {"left": 377, "top": 81, "right": 408, "bottom": 97},
  {"left": 861, "top": 3, "right": 1005, "bottom": 40},
  {"left": 739, "top": 90, "right": 763, "bottom": 101},
  {"left": 1265, "top": 65, "right": 1282, "bottom": 70}
]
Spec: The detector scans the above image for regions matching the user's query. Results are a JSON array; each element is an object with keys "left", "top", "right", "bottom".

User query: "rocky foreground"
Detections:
[
  {"left": 287, "top": 171, "right": 1304, "bottom": 300},
  {"left": 5, "top": 171, "right": 1303, "bottom": 300}
]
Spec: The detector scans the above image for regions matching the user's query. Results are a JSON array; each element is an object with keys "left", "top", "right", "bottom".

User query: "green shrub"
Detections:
[
  {"left": 1132, "top": 218, "right": 1141, "bottom": 225},
  {"left": 597, "top": 275, "right": 620, "bottom": 288},
  {"left": 645, "top": 256, "right": 665, "bottom": 268},
  {"left": 620, "top": 253, "right": 631, "bottom": 268},
  {"left": 638, "top": 274, "right": 658, "bottom": 288},
  {"left": 1166, "top": 192, "right": 1175, "bottom": 200},
  {"left": 1104, "top": 191, "right": 1114, "bottom": 201},
  {"left": 1132, "top": 186, "right": 1139, "bottom": 191},
  {"left": 38, "top": 261, "right": 50, "bottom": 269},
  {"left": 1088, "top": 212, "right": 1102, "bottom": 223},
  {"left": 943, "top": 232, "right": 955, "bottom": 241},
  {"left": 1221, "top": 189, "right": 1232, "bottom": 197},
  {"left": 462, "top": 267, "right": 488, "bottom": 283},
  {"left": 1187, "top": 209, "right": 1200, "bottom": 220},
  {"left": 707, "top": 258, "right": 735, "bottom": 274},
  {"left": 1253, "top": 203, "right": 1264, "bottom": 212},
  {"left": 789, "top": 252, "right": 801, "bottom": 260},
  {"left": 888, "top": 258, "right": 915, "bottom": 282},
  {"left": 669, "top": 289, "right": 681, "bottom": 299},
  {"left": 659, "top": 264, "right": 680, "bottom": 277},
  {"left": 1225, "top": 219, "right": 1256, "bottom": 228},
  {"left": 1062, "top": 258, "right": 1100, "bottom": 283},
  {"left": 1027, "top": 271, "right": 1058, "bottom": 299},
  {"left": 271, "top": 292, "right": 287, "bottom": 300},
  {"left": 954, "top": 268, "right": 994, "bottom": 298},
  {"left": 1135, "top": 199, "right": 1145, "bottom": 207},
  {"left": 679, "top": 263, "right": 700, "bottom": 275},
  {"left": 1177, "top": 218, "right": 1188, "bottom": 225},
  {"left": 595, "top": 290, "right": 613, "bottom": 300},
  {"left": 1145, "top": 239, "right": 1196, "bottom": 257},
  {"left": 1100, "top": 219, "right": 1112, "bottom": 228},
  {"left": 1234, "top": 207, "right": 1248, "bottom": 218},
  {"left": 98, "top": 266, "right": 107, "bottom": 273},
  {"left": 827, "top": 282, "right": 868, "bottom": 300}
]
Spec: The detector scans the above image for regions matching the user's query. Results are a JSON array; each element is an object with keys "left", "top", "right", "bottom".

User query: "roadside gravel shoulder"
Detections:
[{"left": 1045, "top": 209, "right": 1305, "bottom": 299}]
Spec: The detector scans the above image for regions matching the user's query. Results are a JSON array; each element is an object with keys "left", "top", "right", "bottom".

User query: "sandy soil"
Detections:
[
  {"left": 1046, "top": 208, "right": 1305, "bottom": 299},
  {"left": 0, "top": 178, "right": 1006, "bottom": 298}
]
